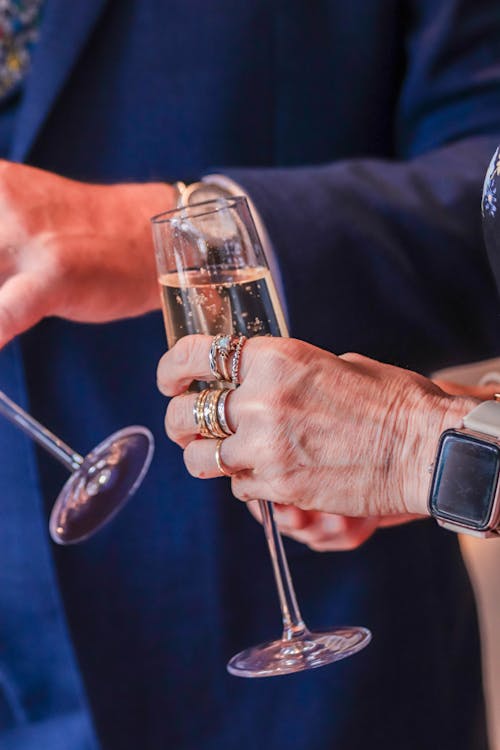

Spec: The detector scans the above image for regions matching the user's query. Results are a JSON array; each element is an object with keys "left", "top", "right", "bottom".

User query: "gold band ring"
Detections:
[
  {"left": 193, "top": 389, "right": 212, "bottom": 438},
  {"left": 215, "top": 438, "right": 232, "bottom": 477},
  {"left": 203, "top": 389, "right": 228, "bottom": 439}
]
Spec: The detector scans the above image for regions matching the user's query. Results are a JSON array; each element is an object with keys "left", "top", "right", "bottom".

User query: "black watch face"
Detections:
[{"left": 430, "top": 430, "right": 500, "bottom": 530}]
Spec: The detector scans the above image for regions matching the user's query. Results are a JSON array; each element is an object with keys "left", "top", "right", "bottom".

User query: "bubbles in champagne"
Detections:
[{"left": 158, "top": 266, "right": 287, "bottom": 347}]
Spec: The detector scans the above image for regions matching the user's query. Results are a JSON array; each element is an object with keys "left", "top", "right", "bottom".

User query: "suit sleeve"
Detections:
[{"left": 226, "top": 0, "right": 500, "bottom": 374}]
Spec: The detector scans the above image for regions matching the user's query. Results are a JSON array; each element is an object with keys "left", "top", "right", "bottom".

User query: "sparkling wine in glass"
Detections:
[{"left": 152, "top": 196, "right": 371, "bottom": 677}]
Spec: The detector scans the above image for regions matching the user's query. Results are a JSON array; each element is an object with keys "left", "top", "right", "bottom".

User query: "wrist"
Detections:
[
  {"left": 403, "top": 391, "right": 479, "bottom": 516},
  {"left": 110, "top": 181, "right": 177, "bottom": 311},
  {"left": 116, "top": 181, "right": 177, "bottom": 222}
]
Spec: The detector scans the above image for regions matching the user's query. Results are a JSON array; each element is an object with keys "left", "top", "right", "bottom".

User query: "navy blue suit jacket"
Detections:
[{"left": 1, "top": 1, "right": 499, "bottom": 748}]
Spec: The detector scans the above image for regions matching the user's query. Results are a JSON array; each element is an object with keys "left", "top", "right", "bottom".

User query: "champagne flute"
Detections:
[
  {"left": 151, "top": 196, "right": 371, "bottom": 677},
  {"left": 0, "top": 389, "right": 154, "bottom": 544}
]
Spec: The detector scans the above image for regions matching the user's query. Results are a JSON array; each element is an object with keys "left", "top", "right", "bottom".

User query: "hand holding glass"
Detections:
[{"left": 152, "top": 196, "right": 371, "bottom": 677}]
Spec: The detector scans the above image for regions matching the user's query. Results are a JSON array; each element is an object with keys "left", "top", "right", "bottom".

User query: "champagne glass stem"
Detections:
[
  {"left": 258, "top": 499, "right": 307, "bottom": 639},
  {"left": 0, "top": 390, "right": 83, "bottom": 472}
]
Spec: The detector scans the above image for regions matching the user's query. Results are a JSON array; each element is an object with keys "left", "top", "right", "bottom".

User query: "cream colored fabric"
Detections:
[{"left": 461, "top": 536, "right": 500, "bottom": 749}]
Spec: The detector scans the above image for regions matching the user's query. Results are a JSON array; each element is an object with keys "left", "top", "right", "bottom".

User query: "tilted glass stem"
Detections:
[
  {"left": 258, "top": 499, "right": 307, "bottom": 639},
  {"left": 0, "top": 390, "right": 83, "bottom": 472}
]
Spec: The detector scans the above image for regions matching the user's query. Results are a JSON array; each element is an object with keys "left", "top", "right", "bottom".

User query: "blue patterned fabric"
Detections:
[{"left": 0, "top": 0, "right": 43, "bottom": 101}]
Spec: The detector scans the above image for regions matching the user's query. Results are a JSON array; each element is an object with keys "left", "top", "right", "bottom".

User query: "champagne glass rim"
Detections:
[{"left": 151, "top": 195, "right": 247, "bottom": 225}]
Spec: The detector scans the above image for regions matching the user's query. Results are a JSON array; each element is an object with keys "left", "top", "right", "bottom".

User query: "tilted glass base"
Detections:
[
  {"left": 227, "top": 626, "right": 371, "bottom": 678},
  {"left": 49, "top": 426, "right": 154, "bottom": 545}
]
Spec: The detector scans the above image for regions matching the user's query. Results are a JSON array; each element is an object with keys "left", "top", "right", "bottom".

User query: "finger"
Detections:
[
  {"left": 157, "top": 335, "right": 221, "bottom": 395},
  {"left": 0, "top": 272, "right": 50, "bottom": 348},
  {"left": 246, "top": 501, "right": 314, "bottom": 531},
  {"left": 275, "top": 511, "right": 347, "bottom": 543},
  {"left": 246, "top": 502, "right": 380, "bottom": 551},
  {"left": 165, "top": 392, "right": 199, "bottom": 447},
  {"left": 183, "top": 435, "right": 251, "bottom": 479},
  {"left": 247, "top": 501, "right": 380, "bottom": 551},
  {"left": 157, "top": 333, "right": 255, "bottom": 396},
  {"left": 246, "top": 499, "right": 262, "bottom": 523},
  {"left": 278, "top": 515, "right": 379, "bottom": 552},
  {"left": 246, "top": 501, "right": 312, "bottom": 530},
  {"left": 272, "top": 504, "right": 314, "bottom": 531},
  {"left": 308, "top": 516, "right": 379, "bottom": 551},
  {"left": 165, "top": 388, "right": 238, "bottom": 447}
]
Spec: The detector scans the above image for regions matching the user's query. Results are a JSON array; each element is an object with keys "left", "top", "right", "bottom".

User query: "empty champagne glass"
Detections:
[
  {"left": 0, "top": 389, "right": 154, "bottom": 544},
  {"left": 152, "top": 196, "right": 371, "bottom": 677}
]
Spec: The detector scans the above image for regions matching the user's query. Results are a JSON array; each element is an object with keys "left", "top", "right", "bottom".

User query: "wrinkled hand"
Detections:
[
  {"left": 158, "top": 335, "right": 478, "bottom": 518},
  {"left": 0, "top": 160, "right": 174, "bottom": 347}
]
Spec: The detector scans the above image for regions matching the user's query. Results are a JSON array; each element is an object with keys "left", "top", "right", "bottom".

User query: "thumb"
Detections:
[{"left": 0, "top": 272, "right": 52, "bottom": 348}]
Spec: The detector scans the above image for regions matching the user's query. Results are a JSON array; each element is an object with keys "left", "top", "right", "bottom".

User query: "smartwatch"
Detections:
[{"left": 429, "top": 401, "right": 500, "bottom": 537}]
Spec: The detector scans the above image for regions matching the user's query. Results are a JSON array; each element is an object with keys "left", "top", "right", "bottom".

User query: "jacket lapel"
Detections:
[{"left": 11, "top": 0, "right": 109, "bottom": 162}]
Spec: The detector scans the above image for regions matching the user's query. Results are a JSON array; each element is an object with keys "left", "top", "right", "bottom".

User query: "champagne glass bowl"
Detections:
[{"left": 0, "top": 389, "right": 154, "bottom": 544}]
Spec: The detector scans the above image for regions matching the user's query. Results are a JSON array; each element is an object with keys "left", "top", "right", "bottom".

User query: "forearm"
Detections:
[{"left": 63, "top": 179, "right": 174, "bottom": 315}]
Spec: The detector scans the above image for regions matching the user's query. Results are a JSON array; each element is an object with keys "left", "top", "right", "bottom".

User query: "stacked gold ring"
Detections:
[
  {"left": 193, "top": 388, "right": 213, "bottom": 438},
  {"left": 204, "top": 389, "right": 228, "bottom": 439},
  {"left": 194, "top": 387, "right": 234, "bottom": 439}
]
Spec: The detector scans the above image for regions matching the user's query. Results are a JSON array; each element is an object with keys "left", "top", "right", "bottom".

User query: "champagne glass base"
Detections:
[
  {"left": 227, "top": 626, "right": 371, "bottom": 678},
  {"left": 49, "top": 426, "right": 154, "bottom": 545}
]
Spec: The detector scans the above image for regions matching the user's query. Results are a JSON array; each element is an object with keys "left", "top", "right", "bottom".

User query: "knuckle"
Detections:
[
  {"left": 156, "top": 352, "right": 169, "bottom": 389},
  {"left": 171, "top": 334, "right": 205, "bottom": 366},
  {"left": 339, "top": 351, "right": 367, "bottom": 365},
  {"left": 247, "top": 337, "right": 289, "bottom": 377}
]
